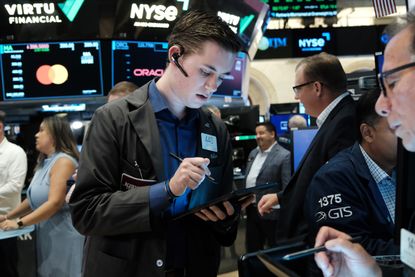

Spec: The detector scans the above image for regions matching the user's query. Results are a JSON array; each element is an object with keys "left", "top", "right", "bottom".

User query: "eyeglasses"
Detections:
[
  {"left": 377, "top": 61, "right": 415, "bottom": 97},
  {"left": 292, "top": 81, "right": 317, "bottom": 94}
]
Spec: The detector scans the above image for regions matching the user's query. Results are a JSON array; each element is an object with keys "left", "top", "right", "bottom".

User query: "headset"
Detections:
[{"left": 171, "top": 52, "right": 189, "bottom": 77}]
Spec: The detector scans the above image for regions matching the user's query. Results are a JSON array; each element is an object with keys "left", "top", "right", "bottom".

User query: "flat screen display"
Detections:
[
  {"left": 0, "top": 40, "right": 104, "bottom": 101},
  {"left": 270, "top": 113, "right": 310, "bottom": 136},
  {"left": 111, "top": 40, "right": 168, "bottom": 87},
  {"left": 268, "top": 0, "right": 337, "bottom": 18},
  {"left": 292, "top": 128, "right": 318, "bottom": 171},
  {"left": 214, "top": 51, "right": 247, "bottom": 98}
]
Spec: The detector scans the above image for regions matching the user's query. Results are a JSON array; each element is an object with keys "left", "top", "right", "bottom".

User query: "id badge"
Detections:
[
  {"left": 201, "top": 133, "right": 217, "bottom": 152},
  {"left": 401, "top": 228, "right": 415, "bottom": 270}
]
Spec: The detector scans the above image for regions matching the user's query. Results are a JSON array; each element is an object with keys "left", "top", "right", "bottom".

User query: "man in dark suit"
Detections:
[
  {"left": 258, "top": 52, "right": 358, "bottom": 244},
  {"left": 244, "top": 122, "right": 291, "bottom": 252}
]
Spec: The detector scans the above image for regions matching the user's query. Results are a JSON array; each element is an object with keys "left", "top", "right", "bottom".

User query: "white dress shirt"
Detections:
[
  {"left": 0, "top": 137, "right": 27, "bottom": 214},
  {"left": 316, "top": 92, "right": 349, "bottom": 128},
  {"left": 246, "top": 142, "right": 276, "bottom": 189}
]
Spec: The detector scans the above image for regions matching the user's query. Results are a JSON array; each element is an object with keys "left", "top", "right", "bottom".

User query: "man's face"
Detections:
[
  {"left": 376, "top": 27, "right": 415, "bottom": 151},
  {"left": 169, "top": 41, "right": 236, "bottom": 109},
  {"left": 370, "top": 117, "right": 398, "bottom": 168},
  {"left": 255, "top": 125, "right": 275, "bottom": 151},
  {"left": 294, "top": 65, "right": 319, "bottom": 118}
]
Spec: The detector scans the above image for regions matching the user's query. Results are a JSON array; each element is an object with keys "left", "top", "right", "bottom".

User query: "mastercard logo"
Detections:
[{"left": 36, "top": 64, "right": 69, "bottom": 85}]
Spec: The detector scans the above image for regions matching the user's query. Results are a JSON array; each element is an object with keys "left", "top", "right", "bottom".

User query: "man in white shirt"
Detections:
[
  {"left": 245, "top": 122, "right": 291, "bottom": 252},
  {"left": 0, "top": 110, "right": 27, "bottom": 277}
]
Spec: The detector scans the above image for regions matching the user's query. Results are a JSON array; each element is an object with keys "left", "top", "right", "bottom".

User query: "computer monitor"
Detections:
[
  {"left": 291, "top": 128, "right": 318, "bottom": 171},
  {"left": 268, "top": 0, "right": 337, "bottom": 18},
  {"left": 111, "top": 40, "right": 168, "bottom": 88},
  {"left": 270, "top": 114, "right": 310, "bottom": 136},
  {"left": 213, "top": 51, "right": 247, "bottom": 98},
  {"left": 221, "top": 105, "right": 260, "bottom": 135},
  {"left": 0, "top": 40, "right": 104, "bottom": 101}
]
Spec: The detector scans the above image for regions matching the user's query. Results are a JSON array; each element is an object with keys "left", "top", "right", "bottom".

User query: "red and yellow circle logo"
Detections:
[{"left": 36, "top": 64, "right": 68, "bottom": 85}]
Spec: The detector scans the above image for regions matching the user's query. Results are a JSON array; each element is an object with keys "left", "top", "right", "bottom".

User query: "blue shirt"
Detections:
[
  {"left": 147, "top": 79, "right": 199, "bottom": 269},
  {"left": 359, "top": 145, "right": 396, "bottom": 223}
]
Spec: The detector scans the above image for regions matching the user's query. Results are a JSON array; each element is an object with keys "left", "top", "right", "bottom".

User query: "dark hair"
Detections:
[
  {"left": 108, "top": 81, "right": 138, "bottom": 100},
  {"left": 296, "top": 52, "right": 347, "bottom": 94},
  {"left": 37, "top": 115, "right": 79, "bottom": 167},
  {"left": 168, "top": 10, "right": 241, "bottom": 56},
  {"left": 256, "top": 121, "right": 277, "bottom": 139},
  {"left": 356, "top": 89, "right": 382, "bottom": 143},
  {"left": 0, "top": 110, "right": 5, "bottom": 124}
]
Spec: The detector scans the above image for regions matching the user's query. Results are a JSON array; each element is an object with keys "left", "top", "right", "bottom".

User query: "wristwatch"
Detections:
[{"left": 16, "top": 219, "right": 24, "bottom": 228}]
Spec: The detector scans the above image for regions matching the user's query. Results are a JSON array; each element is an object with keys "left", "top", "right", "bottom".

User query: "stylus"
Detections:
[
  {"left": 169, "top": 152, "right": 217, "bottom": 184},
  {"left": 282, "top": 236, "right": 362, "bottom": 261}
]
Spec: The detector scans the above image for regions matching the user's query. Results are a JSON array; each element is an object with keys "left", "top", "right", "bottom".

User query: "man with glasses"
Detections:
[
  {"left": 70, "top": 11, "right": 251, "bottom": 277},
  {"left": 258, "top": 52, "right": 358, "bottom": 245},
  {"left": 314, "top": 11, "right": 415, "bottom": 277}
]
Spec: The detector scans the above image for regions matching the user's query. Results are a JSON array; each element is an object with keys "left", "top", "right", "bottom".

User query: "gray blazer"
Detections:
[{"left": 245, "top": 143, "right": 291, "bottom": 220}]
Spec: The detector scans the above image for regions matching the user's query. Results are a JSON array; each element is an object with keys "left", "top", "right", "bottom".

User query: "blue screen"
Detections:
[
  {"left": 292, "top": 128, "right": 318, "bottom": 171},
  {"left": 270, "top": 114, "right": 310, "bottom": 136}
]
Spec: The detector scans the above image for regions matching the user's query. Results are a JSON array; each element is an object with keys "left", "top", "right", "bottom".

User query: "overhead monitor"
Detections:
[
  {"left": 292, "top": 127, "right": 318, "bottom": 171},
  {"left": 214, "top": 51, "right": 247, "bottom": 98},
  {"left": 269, "top": 0, "right": 337, "bottom": 18},
  {"left": 111, "top": 40, "right": 168, "bottom": 87},
  {"left": 0, "top": 40, "right": 104, "bottom": 101}
]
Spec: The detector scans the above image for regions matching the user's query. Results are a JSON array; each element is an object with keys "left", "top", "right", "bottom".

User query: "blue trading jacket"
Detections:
[{"left": 305, "top": 142, "right": 398, "bottom": 255}]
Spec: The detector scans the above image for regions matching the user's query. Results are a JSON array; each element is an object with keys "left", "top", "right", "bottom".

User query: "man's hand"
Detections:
[
  {"left": 314, "top": 226, "right": 381, "bottom": 277},
  {"left": 195, "top": 195, "right": 255, "bottom": 222},
  {"left": 257, "top": 193, "right": 279, "bottom": 216},
  {"left": 195, "top": 201, "right": 234, "bottom": 222},
  {"left": 169, "top": 157, "right": 210, "bottom": 196}
]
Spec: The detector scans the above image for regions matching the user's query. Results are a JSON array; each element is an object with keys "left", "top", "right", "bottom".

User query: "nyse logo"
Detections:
[
  {"left": 130, "top": 0, "right": 188, "bottom": 28},
  {"left": 298, "top": 32, "right": 331, "bottom": 52}
]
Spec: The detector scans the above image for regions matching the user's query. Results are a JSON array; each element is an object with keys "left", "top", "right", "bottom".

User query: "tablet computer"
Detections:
[
  {"left": 256, "top": 253, "right": 293, "bottom": 277},
  {"left": 172, "top": 182, "right": 276, "bottom": 220}
]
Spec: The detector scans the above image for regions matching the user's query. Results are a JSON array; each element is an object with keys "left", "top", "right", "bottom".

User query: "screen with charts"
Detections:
[
  {"left": 292, "top": 128, "right": 318, "bottom": 171},
  {"left": 269, "top": 0, "right": 337, "bottom": 18},
  {"left": 0, "top": 41, "right": 104, "bottom": 101},
  {"left": 214, "top": 51, "right": 247, "bottom": 98},
  {"left": 111, "top": 40, "right": 168, "bottom": 87}
]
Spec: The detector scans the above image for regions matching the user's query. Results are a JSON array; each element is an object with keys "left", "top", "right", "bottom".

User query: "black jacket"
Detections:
[
  {"left": 277, "top": 94, "right": 358, "bottom": 243},
  {"left": 69, "top": 82, "right": 236, "bottom": 277},
  {"left": 305, "top": 143, "right": 398, "bottom": 255}
]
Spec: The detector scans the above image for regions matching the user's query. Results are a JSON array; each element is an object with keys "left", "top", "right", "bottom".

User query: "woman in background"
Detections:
[{"left": 0, "top": 115, "right": 83, "bottom": 277}]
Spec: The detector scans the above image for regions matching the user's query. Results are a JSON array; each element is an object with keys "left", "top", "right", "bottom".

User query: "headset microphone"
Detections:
[{"left": 171, "top": 53, "right": 189, "bottom": 77}]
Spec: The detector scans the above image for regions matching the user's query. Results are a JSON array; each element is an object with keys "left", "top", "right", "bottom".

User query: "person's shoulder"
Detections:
[
  {"left": 317, "top": 147, "right": 354, "bottom": 173},
  {"left": 5, "top": 140, "right": 25, "bottom": 155},
  {"left": 274, "top": 143, "right": 290, "bottom": 155}
]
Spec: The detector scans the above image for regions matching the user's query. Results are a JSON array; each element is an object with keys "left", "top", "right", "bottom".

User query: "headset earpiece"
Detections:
[{"left": 172, "top": 53, "right": 180, "bottom": 62}]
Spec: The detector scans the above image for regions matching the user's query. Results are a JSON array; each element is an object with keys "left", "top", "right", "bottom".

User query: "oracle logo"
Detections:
[{"left": 133, "top": 68, "right": 164, "bottom": 77}]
